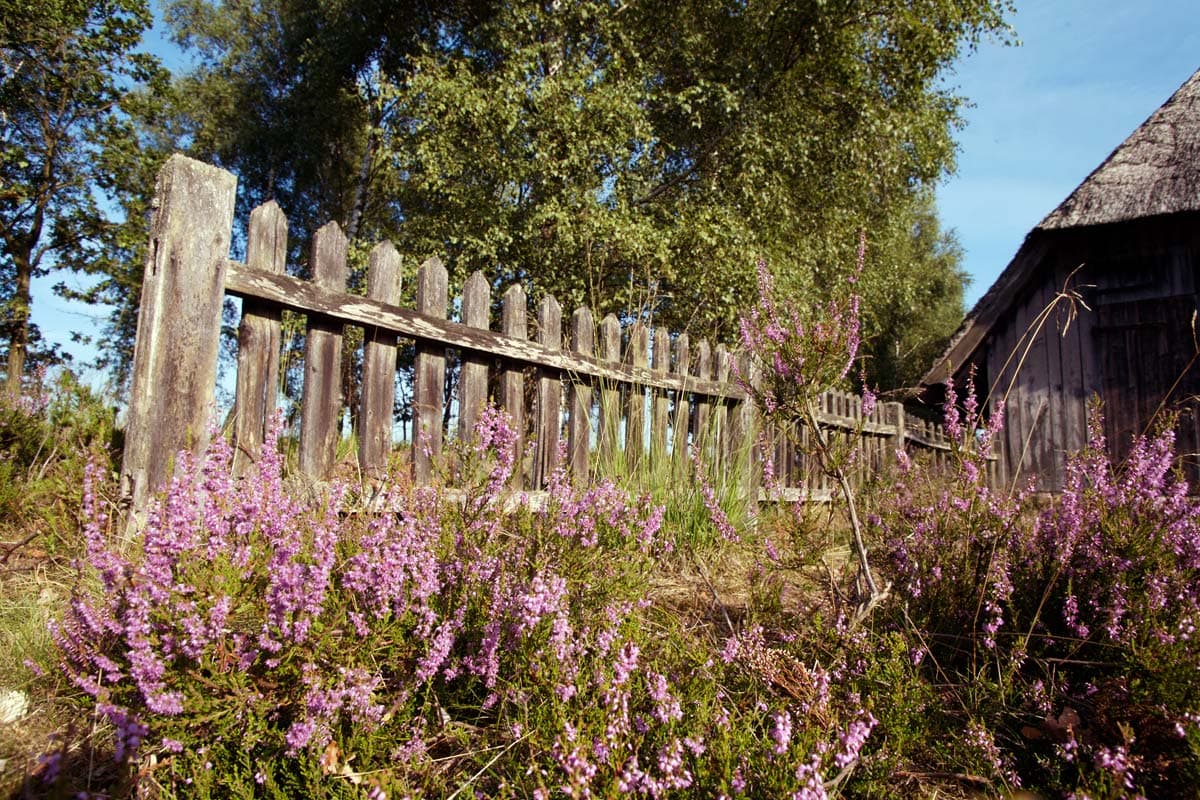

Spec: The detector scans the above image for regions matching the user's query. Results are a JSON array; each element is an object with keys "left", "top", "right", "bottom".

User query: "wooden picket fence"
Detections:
[{"left": 119, "top": 155, "right": 976, "bottom": 513}]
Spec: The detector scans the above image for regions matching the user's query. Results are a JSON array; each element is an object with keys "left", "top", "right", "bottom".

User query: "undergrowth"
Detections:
[{"left": 5, "top": 253, "right": 1200, "bottom": 799}]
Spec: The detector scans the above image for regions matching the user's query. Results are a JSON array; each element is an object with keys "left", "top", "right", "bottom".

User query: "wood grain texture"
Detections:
[
  {"left": 122, "top": 155, "right": 237, "bottom": 515},
  {"left": 358, "top": 241, "right": 403, "bottom": 478},
  {"left": 299, "top": 221, "right": 349, "bottom": 480},
  {"left": 568, "top": 307, "right": 594, "bottom": 483},
  {"left": 233, "top": 201, "right": 287, "bottom": 476},
  {"left": 651, "top": 328, "right": 671, "bottom": 465},
  {"left": 500, "top": 284, "right": 527, "bottom": 488},
  {"left": 625, "top": 322, "right": 648, "bottom": 472},
  {"left": 598, "top": 314, "right": 622, "bottom": 467},
  {"left": 412, "top": 257, "right": 448, "bottom": 483},
  {"left": 458, "top": 271, "right": 491, "bottom": 443},
  {"left": 225, "top": 261, "right": 740, "bottom": 399},
  {"left": 533, "top": 296, "right": 563, "bottom": 488}
]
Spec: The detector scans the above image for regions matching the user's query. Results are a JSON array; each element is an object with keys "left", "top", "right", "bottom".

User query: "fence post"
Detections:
[
  {"left": 714, "top": 344, "right": 730, "bottom": 467},
  {"left": 693, "top": 340, "right": 712, "bottom": 455},
  {"left": 651, "top": 328, "right": 670, "bottom": 466},
  {"left": 299, "top": 221, "right": 349, "bottom": 481},
  {"left": 359, "top": 241, "right": 403, "bottom": 479},
  {"left": 598, "top": 315, "right": 622, "bottom": 468},
  {"left": 413, "top": 257, "right": 448, "bottom": 483},
  {"left": 730, "top": 352, "right": 760, "bottom": 500},
  {"left": 671, "top": 334, "right": 690, "bottom": 478},
  {"left": 887, "top": 401, "right": 907, "bottom": 458},
  {"left": 122, "top": 154, "right": 237, "bottom": 517},
  {"left": 232, "top": 201, "right": 287, "bottom": 476},
  {"left": 625, "top": 322, "right": 648, "bottom": 472},
  {"left": 458, "top": 271, "right": 491, "bottom": 443},
  {"left": 499, "top": 284, "right": 527, "bottom": 487},
  {"left": 533, "top": 295, "right": 563, "bottom": 488},
  {"left": 568, "top": 307, "right": 594, "bottom": 483}
]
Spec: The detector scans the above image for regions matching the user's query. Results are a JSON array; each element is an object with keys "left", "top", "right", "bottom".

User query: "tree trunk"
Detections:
[{"left": 4, "top": 250, "right": 33, "bottom": 397}]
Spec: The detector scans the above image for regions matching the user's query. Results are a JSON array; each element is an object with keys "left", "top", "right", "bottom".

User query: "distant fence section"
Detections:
[{"left": 120, "top": 155, "right": 979, "bottom": 513}]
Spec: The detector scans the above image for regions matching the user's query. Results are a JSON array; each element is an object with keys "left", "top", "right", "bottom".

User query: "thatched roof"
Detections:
[
  {"left": 1041, "top": 68, "right": 1200, "bottom": 228},
  {"left": 922, "top": 67, "right": 1200, "bottom": 386}
]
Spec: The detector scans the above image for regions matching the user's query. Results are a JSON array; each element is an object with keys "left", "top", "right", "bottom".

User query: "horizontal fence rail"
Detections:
[{"left": 120, "top": 155, "right": 988, "bottom": 513}]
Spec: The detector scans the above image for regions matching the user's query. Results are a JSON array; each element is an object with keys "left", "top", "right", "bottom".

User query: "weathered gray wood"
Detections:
[
  {"left": 568, "top": 308, "right": 595, "bottom": 483},
  {"left": 651, "top": 328, "right": 671, "bottom": 464},
  {"left": 123, "top": 155, "right": 238, "bottom": 515},
  {"left": 598, "top": 315, "right": 622, "bottom": 467},
  {"left": 458, "top": 271, "right": 491, "bottom": 442},
  {"left": 358, "top": 241, "right": 403, "bottom": 479},
  {"left": 233, "top": 200, "right": 287, "bottom": 476},
  {"left": 225, "top": 261, "right": 739, "bottom": 399},
  {"left": 888, "top": 402, "right": 907, "bottom": 461},
  {"left": 299, "top": 221, "right": 349, "bottom": 481},
  {"left": 500, "top": 284, "right": 527, "bottom": 487},
  {"left": 694, "top": 340, "right": 713, "bottom": 454},
  {"left": 533, "top": 296, "right": 563, "bottom": 488},
  {"left": 671, "top": 334, "right": 691, "bottom": 476},
  {"left": 713, "top": 344, "right": 730, "bottom": 466},
  {"left": 730, "top": 352, "right": 760, "bottom": 497},
  {"left": 625, "top": 322, "right": 649, "bottom": 471},
  {"left": 412, "top": 257, "right": 448, "bottom": 483}
]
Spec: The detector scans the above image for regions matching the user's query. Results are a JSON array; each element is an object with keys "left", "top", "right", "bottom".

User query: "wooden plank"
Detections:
[
  {"left": 651, "top": 328, "right": 671, "bottom": 465},
  {"left": 1058, "top": 258, "right": 1089, "bottom": 463},
  {"left": 225, "top": 261, "right": 740, "bottom": 399},
  {"left": 533, "top": 295, "right": 563, "bottom": 488},
  {"left": 412, "top": 257, "right": 448, "bottom": 483},
  {"left": 458, "top": 271, "right": 491, "bottom": 442},
  {"left": 730, "top": 352, "right": 760, "bottom": 498},
  {"left": 625, "top": 322, "right": 649, "bottom": 472},
  {"left": 500, "top": 284, "right": 527, "bottom": 487},
  {"left": 713, "top": 344, "right": 730, "bottom": 467},
  {"left": 233, "top": 200, "right": 287, "bottom": 476},
  {"left": 299, "top": 221, "right": 349, "bottom": 481},
  {"left": 122, "top": 155, "right": 238, "bottom": 514},
  {"left": 1024, "top": 282, "right": 1055, "bottom": 490},
  {"left": 358, "top": 241, "right": 403, "bottom": 479},
  {"left": 672, "top": 333, "right": 691, "bottom": 477},
  {"left": 1043, "top": 277, "right": 1067, "bottom": 490},
  {"left": 568, "top": 307, "right": 595, "bottom": 483},
  {"left": 694, "top": 340, "right": 712, "bottom": 454},
  {"left": 598, "top": 314, "right": 622, "bottom": 468}
]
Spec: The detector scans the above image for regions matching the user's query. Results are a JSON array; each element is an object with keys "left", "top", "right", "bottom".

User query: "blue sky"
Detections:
[
  {"left": 939, "top": 1, "right": 1200, "bottom": 307},
  {"left": 27, "top": 1, "right": 1200, "bottom": 377}
]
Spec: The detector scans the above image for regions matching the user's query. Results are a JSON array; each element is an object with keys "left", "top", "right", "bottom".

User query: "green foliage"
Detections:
[
  {"left": 38, "top": 412, "right": 879, "bottom": 797},
  {"left": 157, "top": 0, "right": 1006, "bottom": 388},
  {"left": 0, "top": 369, "right": 118, "bottom": 556},
  {"left": 0, "top": 0, "right": 163, "bottom": 391},
  {"left": 870, "top": 400, "right": 1200, "bottom": 796}
]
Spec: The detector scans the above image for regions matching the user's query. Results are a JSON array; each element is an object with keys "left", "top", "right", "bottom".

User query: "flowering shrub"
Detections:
[
  {"left": 874, "top": 387, "right": 1200, "bottom": 797},
  {"left": 736, "top": 244, "right": 881, "bottom": 610},
  {"left": 42, "top": 407, "right": 880, "bottom": 798}
]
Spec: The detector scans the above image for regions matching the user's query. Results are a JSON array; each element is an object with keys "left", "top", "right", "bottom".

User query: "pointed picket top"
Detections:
[
  {"left": 311, "top": 220, "right": 348, "bottom": 290},
  {"left": 247, "top": 200, "right": 288, "bottom": 275},
  {"left": 366, "top": 241, "right": 402, "bottom": 301}
]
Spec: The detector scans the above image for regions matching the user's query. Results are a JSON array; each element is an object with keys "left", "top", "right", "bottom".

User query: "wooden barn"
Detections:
[{"left": 922, "top": 68, "right": 1200, "bottom": 491}]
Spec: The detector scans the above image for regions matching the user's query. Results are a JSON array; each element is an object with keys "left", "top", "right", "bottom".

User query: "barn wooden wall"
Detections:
[{"left": 972, "top": 214, "right": 1200, "bottom": 491}]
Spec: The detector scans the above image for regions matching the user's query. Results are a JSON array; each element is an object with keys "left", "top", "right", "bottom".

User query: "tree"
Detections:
[
  {"left": 157, "top": 0, "right": 1006, "bottom": 392},
  {"left": 0, "top": 0, "right": 161, "bottom": 394}
]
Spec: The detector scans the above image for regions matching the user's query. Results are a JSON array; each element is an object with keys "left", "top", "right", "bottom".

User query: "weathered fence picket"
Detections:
[
  {"left": 123, "top": 156, "right": 237, "bottom": 514},
  {"left": 233, "top": 201, "right": 286, "bottom": 476},
  {"left": 298, "top": 222, "right": 348, "bottom": 480},
  {"left": 359, "top": 242, "right": 403, "bottom": 478},
  {"left": 121, "top": 155, "right": 985, "bottom": 516}
]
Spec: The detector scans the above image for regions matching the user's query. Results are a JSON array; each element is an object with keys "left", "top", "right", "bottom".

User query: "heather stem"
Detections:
[{"left": 802, "top": 398, "right": 880, "bottom": 606}]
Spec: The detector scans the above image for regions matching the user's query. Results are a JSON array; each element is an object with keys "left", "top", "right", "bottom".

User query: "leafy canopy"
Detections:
[
  {"left": 0, "top": 0, "right": 162, "bottom": 390},
  {"left": 150, "top": 0, "right": 1009, "bottom": 388}
]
